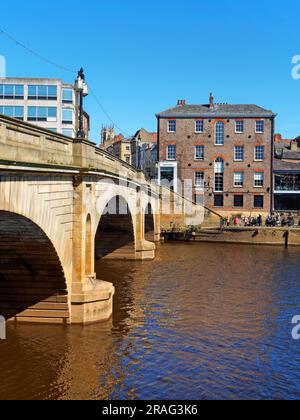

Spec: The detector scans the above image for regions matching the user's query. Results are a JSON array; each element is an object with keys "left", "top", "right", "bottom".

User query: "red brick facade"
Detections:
[{"left": 157, "top": 101, "right": 276, "bottom": 217}]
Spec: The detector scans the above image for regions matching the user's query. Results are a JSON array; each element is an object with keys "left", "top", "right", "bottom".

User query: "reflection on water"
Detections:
[{"left": 1, "top": 243, "right": 300, "bottom": 400}]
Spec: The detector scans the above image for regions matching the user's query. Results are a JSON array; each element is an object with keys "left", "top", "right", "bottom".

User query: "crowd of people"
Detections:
[{"left": 221, "top": 213, "right": 299, "bottom": 228}]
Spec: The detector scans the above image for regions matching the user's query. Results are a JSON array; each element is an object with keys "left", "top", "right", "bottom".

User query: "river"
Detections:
[{"left": 0, "top": 242, "right": 300, "bottom": 400}]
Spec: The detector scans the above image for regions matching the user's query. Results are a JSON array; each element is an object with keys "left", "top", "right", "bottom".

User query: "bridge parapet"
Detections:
[{"left": 0, "top": 115, "right": 143, "bottom": 182}]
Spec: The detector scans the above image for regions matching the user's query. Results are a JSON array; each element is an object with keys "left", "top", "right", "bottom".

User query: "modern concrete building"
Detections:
[
  {"left": 0, "top": 77, "right": 89, "bottom": 138},
  {"left": 156, "top": 95, "right": 276, "bottom": 217}
]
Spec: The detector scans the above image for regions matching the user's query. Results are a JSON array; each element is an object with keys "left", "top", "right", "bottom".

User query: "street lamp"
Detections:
[{"left": 75, "top": 68, "right": 89, "bottom": 138}]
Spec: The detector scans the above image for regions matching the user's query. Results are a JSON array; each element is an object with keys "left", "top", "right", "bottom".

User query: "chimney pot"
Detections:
[
  {"left": 177, "top": 99, "right": 186, "bottom": 106},
  {"left": 209, "top": 93, "right": 214, "bottom": 108}
]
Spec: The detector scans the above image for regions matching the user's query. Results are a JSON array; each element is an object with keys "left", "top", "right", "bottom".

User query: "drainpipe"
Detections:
[
  {"left": 157, "top": 116, "right": 160, "bottom": 162},
  {"left": 270, "top": 116, "right": 275, "bottom": 213}
]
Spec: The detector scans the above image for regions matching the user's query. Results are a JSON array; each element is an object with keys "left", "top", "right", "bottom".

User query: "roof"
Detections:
[
  {"left": 156, "top": 103, "right": 276, "bottom": 119},
  {"left": 274, "top": 159, "right": 300, "bottom": 173},
  {"left": 133, "top": 128, "right": 157, "bottom": 144}
]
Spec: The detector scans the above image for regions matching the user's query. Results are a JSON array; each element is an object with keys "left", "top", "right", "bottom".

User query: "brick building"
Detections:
[{"left": 156, "top": 95, "right": 276, "bottom": 217}]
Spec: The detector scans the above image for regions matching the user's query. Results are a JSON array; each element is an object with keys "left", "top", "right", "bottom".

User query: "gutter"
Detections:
[{"left": 155, "top": 113, "right": 277, "bottom": 119}]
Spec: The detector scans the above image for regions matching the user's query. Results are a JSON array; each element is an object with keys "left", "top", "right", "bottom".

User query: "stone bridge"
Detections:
[{"left": 0, "top": 115, "right": 161, "bottom": 324}]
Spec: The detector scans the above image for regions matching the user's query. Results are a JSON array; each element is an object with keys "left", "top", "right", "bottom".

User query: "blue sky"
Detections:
[{"left": 1, "top": 0, "right": 300, "bottom": 141}]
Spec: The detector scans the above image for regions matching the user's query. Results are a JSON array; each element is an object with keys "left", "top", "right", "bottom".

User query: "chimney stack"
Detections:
[
  {"left": 274, "top": 134, "right": 282, "bottom": 143},
  {"left": 209, "top": 93, "right": 214, "bottom": 109},
  {"left": 291, "top": 140, "right": 298, "bottom": 152},
  {"left": 177, "top": 99, "right": 186, "bottom": 106}
]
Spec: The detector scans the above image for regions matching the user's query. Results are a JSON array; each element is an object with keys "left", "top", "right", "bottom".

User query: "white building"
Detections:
[{"left": 0, "top": 78, "right": 77, "bottom": 138}]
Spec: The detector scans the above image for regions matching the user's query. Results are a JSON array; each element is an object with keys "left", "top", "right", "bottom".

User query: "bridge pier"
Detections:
[
  {"left": 71, "top": 276, "right": 115, "bottom": 324},
  {"left": 72, "top": 174, "right": 115, "bottom": 324}
]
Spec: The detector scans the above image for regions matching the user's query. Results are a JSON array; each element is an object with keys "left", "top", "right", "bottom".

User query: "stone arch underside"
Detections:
[
  {"left": 144, "top": 203, "right": 155, "bottom": 242},
  {"left": 0, "top": 211, "right": 69, "bottom": 323},
  {"left": 95, "top": 196, "right": 136, "bottom": 260}
]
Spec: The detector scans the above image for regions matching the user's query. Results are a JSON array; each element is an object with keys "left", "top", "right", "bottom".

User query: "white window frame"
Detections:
[
  {"left": 254, "top": 145, "right": 265, "bottom": 161},
  {"left": 166, "top": 145, "right": 176, "bottom": 161},
  {"left": 255, "top": 120, "right": 265, "bottom": 134},
  {"left": 254, "top": 172, "right": 264, "bottom": 188},
  {"left": 215, "top": 121, "right": 225, "bottom": 146},
  {"left": 235, "top": 120, "right": 244, "bottom": 134},
  {"left": 195, "top": 120, "right": 204, "bottom": 133},
  {"left": 214, "top": 158, "right": 224, "bottom": 192},
  {"left": 234, "top": 172, "right": 244, "bottom": 188},
  {"left": 234, "top": 146, "right": 244, "bottom": 162},
  {"left": 168, "top": 120, "right": 176, "bottom": 133},
  {"left": 194, "top": 171, "right": 204, "bottom": 188},
  {"left": 195, "top": 145, "right": 205, "bottom": 161}
]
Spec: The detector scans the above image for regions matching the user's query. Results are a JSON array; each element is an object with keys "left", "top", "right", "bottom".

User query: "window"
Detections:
[
  {"left": 214, "top": 157, "right": 224, "bottom": 192},
  {"left": 48, "top": 128, "right": 57, "bottom": 133},
  {"left": 0, "top": 106, "right": 24, "bottom": 120},
  {"left": 168, "top": 120, "right": 176, "bottom": 133},
  {"left": 167, "top": 145, "right": 176, "bottom": 160},
  {"left": 28, "top": 107, "right": 57, "bottom": 121},
  {"left": 234, "top": 172, "right": 244, "bottom": 187},
  {"left": 195, "top": 195, "right": 204, "bottom": 205},
  {"left": 256, "top": 120, "right": 264, "bottom": 133},
  {"left": 215, "top": 121, "right": 225, "bottom": 145},
  {"left": 0, "top": 84, "right": 24, "bottom": 99},
  {"left": 234, "top": 195, "right": 244, "bottom": 208},
  {"left": 275, "top": 174, "right": 300, "bottom": 191},
  {"left": 214, "top": 195, "right": 224, "bottom": 207},
  {"left": 254, "top": 172, "right": 264, "bottom": 187},
  {"left": 62, "top": 89, "right": 73, "bottom": 103},
  {"left": 195, "top": 120, "right": 204, "bottom": 133},
  {"left": 195, "top": 145, "right": 205, "bottom": 160},
  {"left": 62, "top": 128, "right": 75, "bottom": 138},
  {"left": 194, "top": 172, "right": 204, "bottom": 187},
  {"left": 126, "top": 146, "right": 130, "bottom": 151},
  {"left": 235, "top": 120, "right": 244, "bottom": 133},
  {"left": 255, "top": 146, "right": 265, "bottom": 161},
  {"left": 28, "top": 85, "right": 57, "bottom": 100},
  {"left": 125, "top": 156, "right": 130, "bottom": 164},
  {"left": 234, "top": 146, "right": 244, "bottom": 161},
  {"left": 254, "top": 195, "right": 264, "bottom": 208},
  {"left": 62, "top": 109, "right": 74, "bottom": 124}
]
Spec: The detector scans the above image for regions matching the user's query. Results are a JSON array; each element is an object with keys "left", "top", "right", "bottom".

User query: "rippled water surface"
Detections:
[{"left": 1, "top": 243, "right": 300, "bottom": 400}]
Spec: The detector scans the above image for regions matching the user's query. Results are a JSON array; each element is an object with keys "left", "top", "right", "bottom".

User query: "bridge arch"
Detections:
[
  {"left": 95, "top": 195, "right": 136, "bottom": 260},
  {"left": 0, "top": 211, "right": 69, "bottom": 323}
]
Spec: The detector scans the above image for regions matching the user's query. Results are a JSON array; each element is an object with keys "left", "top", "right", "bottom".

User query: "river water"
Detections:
[{"left": 0, "top": 242, "right": 300, "bottom": 400}]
